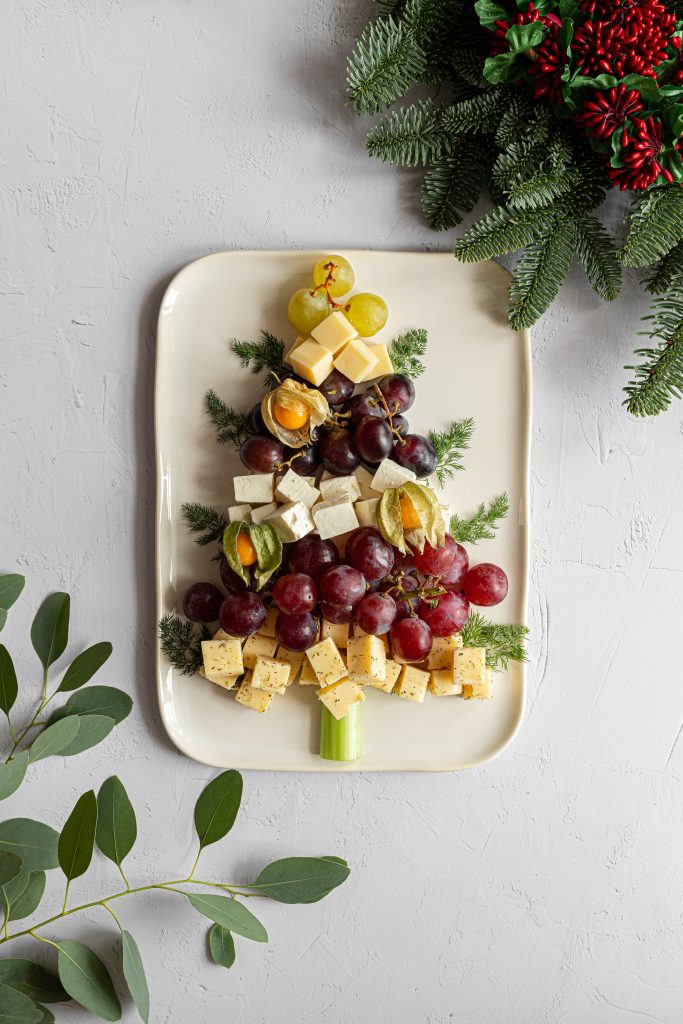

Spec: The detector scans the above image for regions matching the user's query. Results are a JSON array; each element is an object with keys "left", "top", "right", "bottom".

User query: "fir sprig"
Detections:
[
  {"left": 389, "top": 328, "right": 428, "bottom": 378},
  {"left": 623, "top": 283, "right": 683, "bottom": 416},
  {"left": 182, "top": 503, "right": 227, "bottom": 546},
  {"left": 450, "top": 494, "right": 509, "bottom": 544},
  {"left": 460, "top": 611, "right": 528, "bottom": 671},
  {"left": 158, "top": 614, "right": 209, "bottom": 676},
  {"left": 428, "top": 417, "right": 474, "bottom": 485},
  {"left": 232, "top": 331, "right": 287, "bottom": 388},
  {"left": 205, "top": 389, "right": 251, "bottom": 448}
]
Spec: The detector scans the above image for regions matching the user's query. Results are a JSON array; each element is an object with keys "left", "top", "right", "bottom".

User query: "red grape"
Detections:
[
  {"left": 345, "top": 527, "right": 395, "bottom": 582},
  {"left": 418, "top": 591, "right": 469, "bottom": 636},
  {"left": 219, "top": 593, "right": 266, "bottom": 637},
  {"left": 182, "top": 582, "right": 224, "bottom": 623},
  {"left": 354, "top": 415, "right": 393, "bottom": 463},
  {"left": 275, "top": 611, "right": 319, "bottom": 651},
  {"left": 320, "top": 601, "right": 355, "bottom": 624},
  {"left": 463, "top": 563, "right": 508, "bottom": 606},
  {"left": 378, "top": 374, "right": 415, "bottom": 413},
  {"left": 240, "top": 435, "right": 284, "bottom": 473},
  {"left": 392, "top": 413, "right": 409, "bottom": 436},
  {"left": 390, "top": 617, "right": 432, "bottom": 662},
  {"left": 392, "top": 434, "right": 437, "bottom": 478},
  {"left": 344, "top": 393, "right": 384, "bottom": 430},
  {"left": 320, "top": 430, "right": 360, "bottom": 476},
  {"left": 381, "top": 574, "right": 420, "bottom": 620},
  {"left": 272, "top": 572, "right": 318, "bottom": 614},
  {"left": 356, "top": 592, "right": 397, "bottom": 635},
  {"left": 412, "top": 533, "right": 458, "bottom": 576},
  {"left": 319, "top": 564, "right": 366, "bottom": 606},
  {"left": 319, "top": 369, "right": 354, "bottom": 407},
  {"left": 441, "top": 544, "right": 469, "bottom": 591},
  {"left": 219, "top": 557, "right": 249, "bottom": 594},
  {"left": 288, "top": 535, "right": 339, "bottom": 578},
  {"left": 284, "top": 444, "right": 320, "bottom": 476}
]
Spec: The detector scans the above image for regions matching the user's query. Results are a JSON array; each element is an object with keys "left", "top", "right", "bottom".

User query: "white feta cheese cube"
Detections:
[
  {"left": 319, "top": 476, "right": 361, "bottom": 503},
  {"left": 370, "top": 459, "right": 417, "bottom": 492},
  {"left": 311, "top": 498, "right": 359, "bottom": 540},
  {"left": 233, "top": 474, "right": 274, "bottom": 504},
  {"left": 354, "top": 465, "right": 380, "bottom": 500},
  {"left": 355, "top": 497, "right": 380, "bottom": 528},
  {"left": 267, "top": 501, "right": 315, "bottom": 543},
  {"left": 250, "top": 502, "right": 278, "bottom": 525},
  {"left": 275, "top": 469, "right": 320, "bottom": 509},
  {"left": 227, "top": 504, "right": 252, "bottom": 524}
]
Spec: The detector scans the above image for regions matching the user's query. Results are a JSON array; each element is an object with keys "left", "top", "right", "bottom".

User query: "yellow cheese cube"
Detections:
[
  {"left": 453, "top": 647, "right": 486, "bottom": 691},
  {"left": 364, "top": 657, "right": 401, "bottom": 693},
  {"left": 199, "top": 666, "right": 240, "bottom": 690},
  {"left": 362, "top": 343, "right": 393, "bottom": 380},
  {"left": 427, "top": 635, "right": 463, "bottom": 671},
  {"left": 464, "top": 666, "right": 492, "bottom": 700},
  {"left": 352, "top": 624, "right": 389, "bottom": 652},
  {"left": 259, "top": 606, "right": 279, "bottom": 638},
  {"left": 250, "top": 656, "right": 291, "bottom": 695},
  {"left": 333, "top": 338, "right": 380, "bottom": 384},
  {"left": 316, "top": 678, "right": 365, "bottom": 720},
  {"left": 347, "top": 634, "right": 386, "bottom": 683},
  {"left": 395, "top": 664, "right": 430, "bottom": 703},
  {"left": 321, "top": 619, "right": 349, "bottom": 648},
  {"left": 311, "top": 311, "right": 358, "bottom": 355},
  {"left": 275, "top": 646, "right": 305, "bottom": 685},
  {"left": 284, "top": 336, "right": 307, "bottom": 367},
  {"left": 201, "top": 639, "right": 243, "bottom": 678},
  {"left": 290, "top": 339, "right": 334, "bottom": 386},
  {"left": 305, "top": 636, "right": 347, "bottom": 687},
  {"left": 242, "top": 633, "right": 279, "bottom": 670},
  {"left": 235, "top": 680, "right": 272, "bottom": 713},
  {"left": 212, "top": 628, "right": 233, "bottom": 640},
  {"left": 429, "top": 668, "right": 461, "bottom": 696},
  {"left": 298, "top": 659, "right": 319, "bottom": 685}
]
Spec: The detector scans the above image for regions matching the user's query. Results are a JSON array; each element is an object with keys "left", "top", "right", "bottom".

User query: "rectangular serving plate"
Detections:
[{"left": 155, "top": 250, "right": 530, "bottom": 771}]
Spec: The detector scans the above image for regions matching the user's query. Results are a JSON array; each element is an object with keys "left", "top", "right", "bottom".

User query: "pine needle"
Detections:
[
  {"left": 460, "top": 611, "right": 528, "bottom": 671},
  {"left": 159, "top": 615, "right": 209, "bottom": 675},
  {"left": 205, "top": 389, "right": 251, "bottom": 448},
  {"left": 232, "top": 331, "right": 287, "bottom": 387},
  {"left": 428, "top": 417, "right": 474, "bottom": 485},
  {"left": 182, "top": 503, "right": 227, "bottom": 547},
  {"left": 450, "top": 494, "right": 509, "bottom": 544},
  {"left": 389, "top": 328, "right": 428, "bottom": 378},
  {"left": 573, "top": 215, "right": 621, "bottom": 302}
]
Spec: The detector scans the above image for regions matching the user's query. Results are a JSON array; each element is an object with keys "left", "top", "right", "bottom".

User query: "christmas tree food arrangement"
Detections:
[
  {"left": 347, "top": 0, "right": 683, "bottom": 416},
  {"left": 159, "top": 255, "right": 528, "bottom": 764}
]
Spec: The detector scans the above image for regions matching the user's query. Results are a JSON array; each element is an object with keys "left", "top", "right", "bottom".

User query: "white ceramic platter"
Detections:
[{"left": 155, "top": 250, "right": 531, "bottom": 772}]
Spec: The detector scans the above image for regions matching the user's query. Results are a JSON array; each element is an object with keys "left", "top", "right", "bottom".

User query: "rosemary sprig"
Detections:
[
  {"left": 388, "top": 328, "right": 428, "bottom": 379},
  {"left": 232, "top": 331, "right": 288, "bottom": 388},
  {"left": 159, "top": 614, "right": 209, "bottom": 675},
  {"left": 205, "top": 389, "right": 251, "bottom": 447},
  {"left": 450, "top": 493, "right": 509, "bottom": 544},
  {"left": 182, "top": 502, "right": 227, "bottom": 546},
  {"left": 460, "top": 611, "right": 528, "bottom": 671},
  {"left": 428, "top": 417, "right": 475, "bottom": 486}
]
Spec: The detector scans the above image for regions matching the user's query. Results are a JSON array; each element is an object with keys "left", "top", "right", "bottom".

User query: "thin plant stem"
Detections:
[{"left": 62, "top": 881, "right": 70, "bottom": 915}]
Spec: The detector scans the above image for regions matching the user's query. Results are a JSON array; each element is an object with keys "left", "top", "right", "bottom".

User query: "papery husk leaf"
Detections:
[
  {"left": 401, "top": 482, "right": 445, "bottom": 551},
  {"left": 223, "top": 522, "right": 250, "bottom": 585},
  {"left": 377, "top": 488, "right": 406, "bottom": 553},
  {"left": 249, "top": 524, "right": 283, "bottom": 590},
  {"left": 261, "top": 379, "right": 330, "bottom": 448}
]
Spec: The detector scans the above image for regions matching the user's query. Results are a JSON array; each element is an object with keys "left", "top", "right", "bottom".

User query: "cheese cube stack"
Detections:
[
  {"left": 242, "top": 633, "right": 278, "bottom": 671},
  {"left": 334, "top": 338, "right": 380, "bottom": 383},
  {"left": 463, "top": 666, "right": 493, "bottom": 700},
  {"left": 298, "top": 659, "right": 319, "bottom": 685},
  {"left": 426, "top": 635, "right": 464, "bottom": 671},
  {"left": 251, "top": 656, "right": 291, "bottom": 695},
  {"left": 289, "top": 339, "right": 334, "bottom": 386},
  {"left": 317, "top": 679, "right": 365, "bottom": 720},
  {"left": 429, "top": 668, "right": 461, "bottom": 697},
  {"left": 365, "top": 657, "right": 401, "bottom": 694},
  {"left": 347, "top": 634, "right": 387, "bottom": 684},
  {"left": 275, "top": 646, "right": 305, "bottom": 684},
  {"left": 395, "top": 664, "right": 430, "bottom": 703},
  {"left": 311, "top": 311, "right": 358, "bottom": 354},
  {"left": 306, "top": 636, "right": 347, "bottom": 687}
]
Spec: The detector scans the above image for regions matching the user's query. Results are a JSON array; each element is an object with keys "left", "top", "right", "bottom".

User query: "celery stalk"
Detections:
[{"left": 319, "top": 704, "right": 362, "bottom": 762}]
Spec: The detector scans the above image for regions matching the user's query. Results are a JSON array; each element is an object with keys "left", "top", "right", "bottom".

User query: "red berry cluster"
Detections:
[{"left": 571, "top": 0, "right": 676, "bottom": 79}]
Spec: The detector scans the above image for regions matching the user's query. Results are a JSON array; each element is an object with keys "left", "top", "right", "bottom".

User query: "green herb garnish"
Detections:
[
  {"left": 205, "top": 389, "right": 251, "bottom": 448},
  {"left": 428, "top": 417, "right": 475, "bottom": 486},
  {"left": 450, "top": 493, "right": 509, "bottom": 544},
  {"left": 158, "top": 614, "right": 209, "bottom": 675},
  {"left": 182, "top": 502, "right": 227, "bottom": 547},
  {"left": 232, "top": 331, "right": 288, "bottom": 388},
  {"left": 460, "top": 611, "right": 528, "bottom": 671},
  {"left": 388, "top": 328, "right": 427, "bottom": 379}
]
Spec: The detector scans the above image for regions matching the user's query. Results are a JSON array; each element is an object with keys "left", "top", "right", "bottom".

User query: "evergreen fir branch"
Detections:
[
  {"left": 365, "top": 100, "right": 446, "bottom": 166},
  {"left": 508, "top": 219, "right": 575, "bottom": 331},
  {"left": 620, "top": 186, "right": 683, "bottom": 269},
  {"left": 427, "top": 417, "right": 475, "bottom": 485},
  {"left": 205, "top": 389, "right": 251, "bottom": 448},
  {"left": 347, "top": 14, "right": 426, "bottom": 115},
  {"left": 643, "top": 239, "right": 683, "bottom": 295},
  {"left": 491, "top": 131, "right": 556, "bottom": 193},
  {"left": 389, "top": 328, "right": 428, "bottom": 378},
  {"left": 421, "top": 142, "right": 487, "bottom": 230},
  {"left": 623, "top": 284, "right": 683, "bottom": 416},
  {"left": 460, "top": 611, "right": 528, "bottom": 672},
  {"left": 232, "top": 331, "right": 287, "bottom": 386},
  {"left": 440, "top": 90, "right": 509, "bottom": 135},
  {"left": 182, "top": 502, "right": 227, "bottom": 547},
  {"left": 454, "top": 206, "right": 558, "bottom": 263},
  {"left": 159, "top": 615, "right": 210, "bottom": 676},
  {"left": 573, "top": 216, "right": 621, "bottom": 302},
  {"left": 555, "top": 151, "right": 608, "bottom": 217},
  {"left": 451, "top": 47, "right": 490, "bottom": 89},
  {"left": 449, "top": 493, "right": 509, "bottom": 544},
  {"left": 506, "top": 169, "right": 581, "bottom": 211},
  {"left": 494, "top": 95, "right": 535, "bottom": 149}
]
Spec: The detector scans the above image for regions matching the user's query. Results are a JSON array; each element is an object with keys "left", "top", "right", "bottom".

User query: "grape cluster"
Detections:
[{"left": 287, "top": 255, "right": 388, "bottom": 338}]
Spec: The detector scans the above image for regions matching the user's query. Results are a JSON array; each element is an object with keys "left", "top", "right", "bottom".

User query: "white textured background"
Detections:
[{"left": 1, "top": 1, "right": 683, "bottom": 1021}]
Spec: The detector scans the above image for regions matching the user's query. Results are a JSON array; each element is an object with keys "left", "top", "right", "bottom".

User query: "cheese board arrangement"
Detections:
[{"left": 155, "top": 250, "right": 530, "bottom": 771}]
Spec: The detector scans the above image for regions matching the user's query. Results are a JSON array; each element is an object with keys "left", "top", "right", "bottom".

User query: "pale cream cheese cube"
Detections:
[
  {"left": 319, "top": 476, "right": 361, "bottom": 503},
  {"left": 395, "top": 664, "right": 430, "bottom": 703},
  {"left": 429, "top": 668, "right": 461, "bottom": 696},
  {"left": 199, "top": 666, "right": 240, "bottom": 690},
  {"left": 333, "top": 338, "right": 380, "bottom": 383},
  {"left": 364, "top": 657, "right": 401, "bottom": 693},
  {"left": 355, "top": 497, "right": 380, "bottom": 528},
  {"left": 242, "top": 633, "right": 279, "bottom": 671},
  {"left": 283, "top": 336, "right": 308, "bottom": 367},
  {"left": 312, "top": 498, "right": 360, "bottom": 540},
  {"left": 370, "top": 459, "right": 417, "bottom": 492},
  {"left": 275, "top": 470, "right": 320, "bottom": 509},
  {"left": 362, "top": 343, "right": 393, "bottom": 380},
  {"left": 305, "top": 636, "right": 348, "bottom": 687},
  {"left": 316, "top": 678, "right": 365, "bottom": 720},
  {"left": 426, "top": 635, "right": 464, "bottom": 671},
  {"left": 298, "top": 659, "right": 319, "bottom": 685},
  {"left": 250, "top": 502, "right": 278, "bottom": 525},
  {"left": 453, "top": 647, "right": 486, "bottom": 691},
  {"left": 275, "top": 646, "right": 305, "bottom": 685},
  {"left": 235, "top": 680, "right": 272, "bottom": 713},
  {"left": 354, "top": 465, "right": 380, "bottom": 500},
  {"left": 260, "top": 606, "right": 279, "bottom": 638},
  {"left": 290, "top": 340, "right": 334, "bottom": 386},
  {"left": 250, "top": 655, "right": 291, "bottom": 695},
  {"left": 321, "top": 619, "right": 350, "bottom": 648},
  {"left": 463, "top": 666, "right": 492, "bottom": 700},
  {"left": 227, "top": 504, "right": 253, "bottom": 524},
  {"left": 233, "top": 474, "right": 274, "bottom": 505},
  {"left": 266, "top": 501, "right": 315, "bottom": 543},
  {"left": 201, "top": 639, "right": 243, "bottom": 677},
  {"left": 352, "top": 624, "right": 389, "bottom": 652}
]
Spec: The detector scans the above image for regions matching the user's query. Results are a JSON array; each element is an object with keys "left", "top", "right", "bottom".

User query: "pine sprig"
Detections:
[
  {"left": 159, "top": 614, "right": 209, "bottom": 675},
  {"left": 232, "top": 331, "right": 287, "bottom": 387},
  {"left": 624, "top": 284, "right": 683, "bottom": 416},
  {"left": 460, "top": 611, "right": 528, "bottom": 671},
  {"left": 205, "top": 389, "right": 251, "bottom": 448},
  {"left": 421, "top": 142, "right": 488, "bottom": 230},
  {"left": 428, "top": 417, "right": 474, "bottom": 485},
  {"left": 389, "top": 328, "right": 428, "bottom": 378},
  {"left": 620, "top": 187, "right": 683, "bottom": 269},
  {"left": 182, "top": 502, "right": 227, "bottom": 546},
  {"left": 450, "top": 494, "right": 509, "bottom": 544},
  {"left": 508, "top": 219, "right": 575, "bottom": 330},
  {"left": 366, "top": 100, "right": 446, "bottom": 166},
  {"left": 573, "top": 215, "right": 621, "bottom": 302},
  {"left": 643, "top": 239, "right": 683, "bottom": 295},
  {"left": 454, "top": 206, "right": 558, "bottom": 263},
  {"left": 347, "top": 14, "right": 426, "bottom": 115}
]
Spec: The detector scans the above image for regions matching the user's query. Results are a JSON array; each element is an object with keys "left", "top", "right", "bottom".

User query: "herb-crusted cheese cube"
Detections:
[
  {"left": 235, "top": 680, "right": 272, "bottom": 713},
  {"left": 242, "top": 633, "right": 279, "bottom": 671},
  {"left": 362, "top": 343, "right": 393, "bottom": 380},
  {"left": 333, "top": 338, "right": 380, "bottom": 384},
  {"left": 312, "top": 498, "right": 359, "bottom": 540},
  {"left": 365, "top": 657, "right": 401, "bottom": 693},
  {"left": 370, "top": 459, "right": 417, "bottom": 492},
  {"left": 311, "top": 311, "right": 358, "bottom": 355},
  {"left": 319, "top": 476, "right": 361, "bottom": 503},
  {"left": 429, "top": 668, "right": 460, "bottom": 696},
  {"left": 259, "top": 606, "right": 278, "bottom": 638},
  {"left": 316, "top": 679, "right": 365, "bottom": 720},
  {"left": 250, "top": 502, "right": 278, "bottom": 525},
  {"left": 200, "top": 666, "right": 240, "bottom": 690},
  {"left": 267, "top": 501, "right": 315, "bottom": 543},
  {"left": 395, "top": 664, "right": 430, "bottom": 703},
  {"left": 275, "top": 646, "right": 305, "bottom": 684},
  {"left": 426, "top": 635, "right": 463, "bottom": 671},
  {"left": 299, "top": 659, "right": 319, "bottom": 685},
  {"left": 453, "top": 647, "right": 486, "bottom": 691},
  {"left": 321, "top": 619, "right": 349, "bottom": 648},
  {"left": 355, "top": 497, "right": 380, "bottom": 528},
  {"left": 290, "top": 340, "right": 334, "bottom": 386},
  {"left": 352, "top": 624, "right": 389, "bottom": 652},
  {"left": 228, "top": 504, "right": 252, "bottom": 524},
  {"left": 305, "top": 636, "right": 347, "bottom": 687},
  {"left": 284, "top": 336, "right": 307, "bottom": 367},
  {"left": 464, "top": 666, "right": 492, "bottom": 700},
  {"left": 275, "top": 470, "right": 320, "bottom": 509},
  {"left": 233, "top": 474, "right": 274, "bottom": 505},
  {"left": 355, "top": 465, "right": 380, "bottom": 500},
  {"left": 250, "top": 656, "right": 291, "bottom": 695},
  {"left": 201, "top": 639, "right": 243, "bottom": 677},
  {"left": 212, "top": 628, "right": 232, "bottom": 640},
  {"left": 347, "top": 634, "right": 386, "bottom": 683}
]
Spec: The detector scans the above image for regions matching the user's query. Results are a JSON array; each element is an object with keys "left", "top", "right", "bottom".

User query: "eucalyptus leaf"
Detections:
[
  {"left": 0, "top": 819, "right": 59, "bottom": 871},
  {"left": 0, "top": 575, "right": 25, "bottom": 612},
  {"left": 8, "top": 871, "right": 46, "bottom": 921},
  {"left": 57, "top": 642, "right": 113, "bottom": 692},
  {"left": 251, "top": 856, "right": 350, "bottom": 904},
  {"left": 1, "top": 865, "right": 30, "bottom": 916},
  {"left": 28, "top": 717, "right": 81, "bottom": 764},
  {"left": 56, "top": 940, "right": 121, "bottom": 1021},
  {"left": 194, "top": 770, "right": 243, "bottom": 851},
  {"left": 0, "top": 751, "right": 29, "bottom": 800},
  {"left": 209, "top": 925, "right": 235, "bottom": 969},
  {"left": 58, "top": 715, "right": 115, "bottom": 756},
  {"left": 0, "top": 609, "right": 6, "bottom": 633},
  {"left": 34, "top": 1007, "right": 54, "bottom": 1024},
  {"left": 30, "top": 593, "right": 70, "bottom": 670},
  {"left": 0, "top": 851, "right": 22, "bottom": 886},
  {"left": 96, "top": 777, "right": 137, "bottom": 868},
  {"left": 121, "top": 930, "right": 150, "bottom": 1024},
  {"left": 58, "top": 791, "right": 98, "bottom": 882},
  {"left": 53, "top": 686, "right": 132, "bottom": 725},
  {"left": 0, "top": 983, "right": 42, "bottom": 1024},
  {"left": 187, "top": 893, "right": 267, "bottom": 942},
  {"left": 0, "top": 959, "right": 67, "bottom": 1003},
  {"left": 0, "top": 644, "right": 18, "bottom": 715}
]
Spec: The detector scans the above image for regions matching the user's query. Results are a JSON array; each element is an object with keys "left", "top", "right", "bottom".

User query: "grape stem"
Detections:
[
  {"left": 275, "top": 449, "right": 306, "bottom": 472},
  {"left": 310, "top": 261, "right": 347, "bottom": 311},
  {"left": 372, "top": 385, "right": 406, "bottom": 446}
]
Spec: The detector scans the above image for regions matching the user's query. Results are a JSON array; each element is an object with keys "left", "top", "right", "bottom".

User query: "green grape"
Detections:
[
  {"left": 312, "top": 255, "right": 355, "bottom": 297},
  {"left": 345, "top": 293, "right": 388, "bottom": 337},
  {"left": 287, "top": 288, "right": 330, "bottom": 333}
]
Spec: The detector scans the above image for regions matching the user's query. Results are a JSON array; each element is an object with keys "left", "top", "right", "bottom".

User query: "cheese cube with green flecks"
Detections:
[
  {"left": 250, "top": 656, "right": 291, "bottom": 695},
  {"left": 352, "top": 624, "right": 389, "bottom": 652},
  {"left": 316, "top": 678, "right": 365, "bottom": 720},
  {"left": 305, "top": 636, "right": 347, "bottom": 687},
  {"left": 395, "top": 664, "right": 430, "bottom": 703},
  {"left": 212, "top": 628, "right": 232, "bottom": 641},
  {"left": 429, "top": 668, "right": 461, "bottom": 697},
  {"left": 298, "top": 658, "right": 319, "bottom": 685},
  {"left": 201, "top": 638, "right": 243, "bottom": 678},
  {"left": 259, "top": 606, "right": 279, "bottom": 638},
  {"left": 275, "top": 646, "right": 305, "bottom": 684},
  {"left": 235, "top": 679, "right": 272, "bottom": 713},
  {"left": 321, "top": 619, "right": 349, "bottom": 648},
  {"left": 347, "top": 634, "right": 386, "bottom": 683},
  {"left": 242, "top": 633, "right": 279, "bottom": 671},
  {"left": 452, "top": 647, "right": 486, "bottom": 691},
  {"left": 426, "top": 635, "right": 464, "bottom": 671},
  {"left": 199, "top": 666, "right": 240, "bottom": 690},
  {"left": 364, "top": 657, "right": 401, "bottom": 693},
  {"left": 463, "top": 666, "right": 492, "bottom": 700}
]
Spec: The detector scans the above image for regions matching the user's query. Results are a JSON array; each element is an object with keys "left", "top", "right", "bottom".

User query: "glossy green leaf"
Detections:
[
  {"left": 0, "top": 575, "right": 25, "bottom": 612},
  {"left": 30, "top": 594, "right": 70, "bottom": 670},
  {"left": 58, "top": 791, "right": 97, "bottom": 882},
  {"left": 194, "top": 770, "right": 243, "bottom": 852},
  {"left": 0, "top": 752, "right": 29, "bottom": 801},
  {"left": 0, "top": 609, "right": 6, "bottom": 633},
  {"left": 187, "top": 893, "right": 267, "bottom": 942},
  {"left": 251, "top": 856, "right": 350, "bottom": 904},
  {"left": 121, "top": 930, "right": 149, "bottom": 1024},
  {"left": 8, "top": 871, "right": 46, "bottom": 920},
  {"left": 56, "top": 941, "right": 121, "bottom": 1021},
  {"left": 58, "top": 715, "right": 115, "bottom": 756},
  {"left": 209, "top": 925, "right": 235, "bottom": 969},
  {"left": 54, "top": 686, "right": 131, "bottom": 725},
  {"left": 0, "top": 819, "right": 59, "bottom": 871},
  {"left": 96, "top": 777, "right": 137, "bottom": 868},
  {"left": 57, "top": 642, "right": 113, "bottom": 692},
  {"left": 34, "top": 1007, "right": 54, "bottom": 1024},
  {"left": 0, "top": 645, "right": 18, "bottom": 715},
  {"left": 0, "top": 959, "right": 67, "bottom": 1003},
  {"left": 0, "top": 983, "right": 42, "bottom": 1024},
  {"left": 0, "top": 851, "right": 22, "bottom": 886},
  {"left": 1, "top": 865, "right": 30, "bottom": 916},
  {"left": 28, "top": 717, "right": 80, "bottom": 764}
]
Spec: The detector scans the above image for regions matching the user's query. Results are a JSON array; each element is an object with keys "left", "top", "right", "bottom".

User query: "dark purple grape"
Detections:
[
  {"left": 272, "top": 573, "right": 318, "bottom": 614},
  {"left": 391, "top": 617, "right": 432, "bottom": 662},
  {"left": 219, "top": 556, "right": 249, "bottom": 594},
  {"left": 320, "top": 601, "right": 355, "bottom": 624},
  {"left": 412, "top": 534, "right": 457, "bottom": 576},
  {"left": 248, "top": 403, "right": 268, "bottom": 435},
  {"left": 320, "top": 430, "right": 360, "bottom": 476},
  {"left": 354, "top": 415, "right": 393, "bottom": 464},
  {"left": 240, "top": 435, "right": 284, "bottom": 473},
  {"left": 463, "top": 563, "right": 508, "bottom": 607},
  {"left": 392, "top": 434, "right": 438, "bottom": 478},
  {"left": 284, "top": 444, "right": 320, "bottom": 476},
  {"left": 344, "top": 393, "right": 385, "bottom": 430},
  {"left": 319, "top": 564, "right": 366, "bottom": 606},
  {"left": 356, "top": 592, "right": 397, "bottom": 635},
  {"left": 275, "top": 611, "right": 319, "bottom": 651},
  {"left": 319, "top": 369, "right": 355, "bottom": 407},
  {"left": 392, "top": 413, "right": 409, "bottom": 436},
  {"left": 288, "top": 535, "right": 339, "bottom": 578},
  {"left": 182, "top": 582, "right": 224, "bottom": 623},
  {"left": 393, "top": 550, "right": 417, "bottom": 575},
  {"left": 345, "top": 527, "right": 395, "bottom": 582},
  {"left": 418, "top": 591, "right": 470, "bottom": 636},
  {"left": 219, "top": 592, "right": 266, "bottom": 637},
  {"left": 378, "top": 374, "right": 415, "bottom": 413}
]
